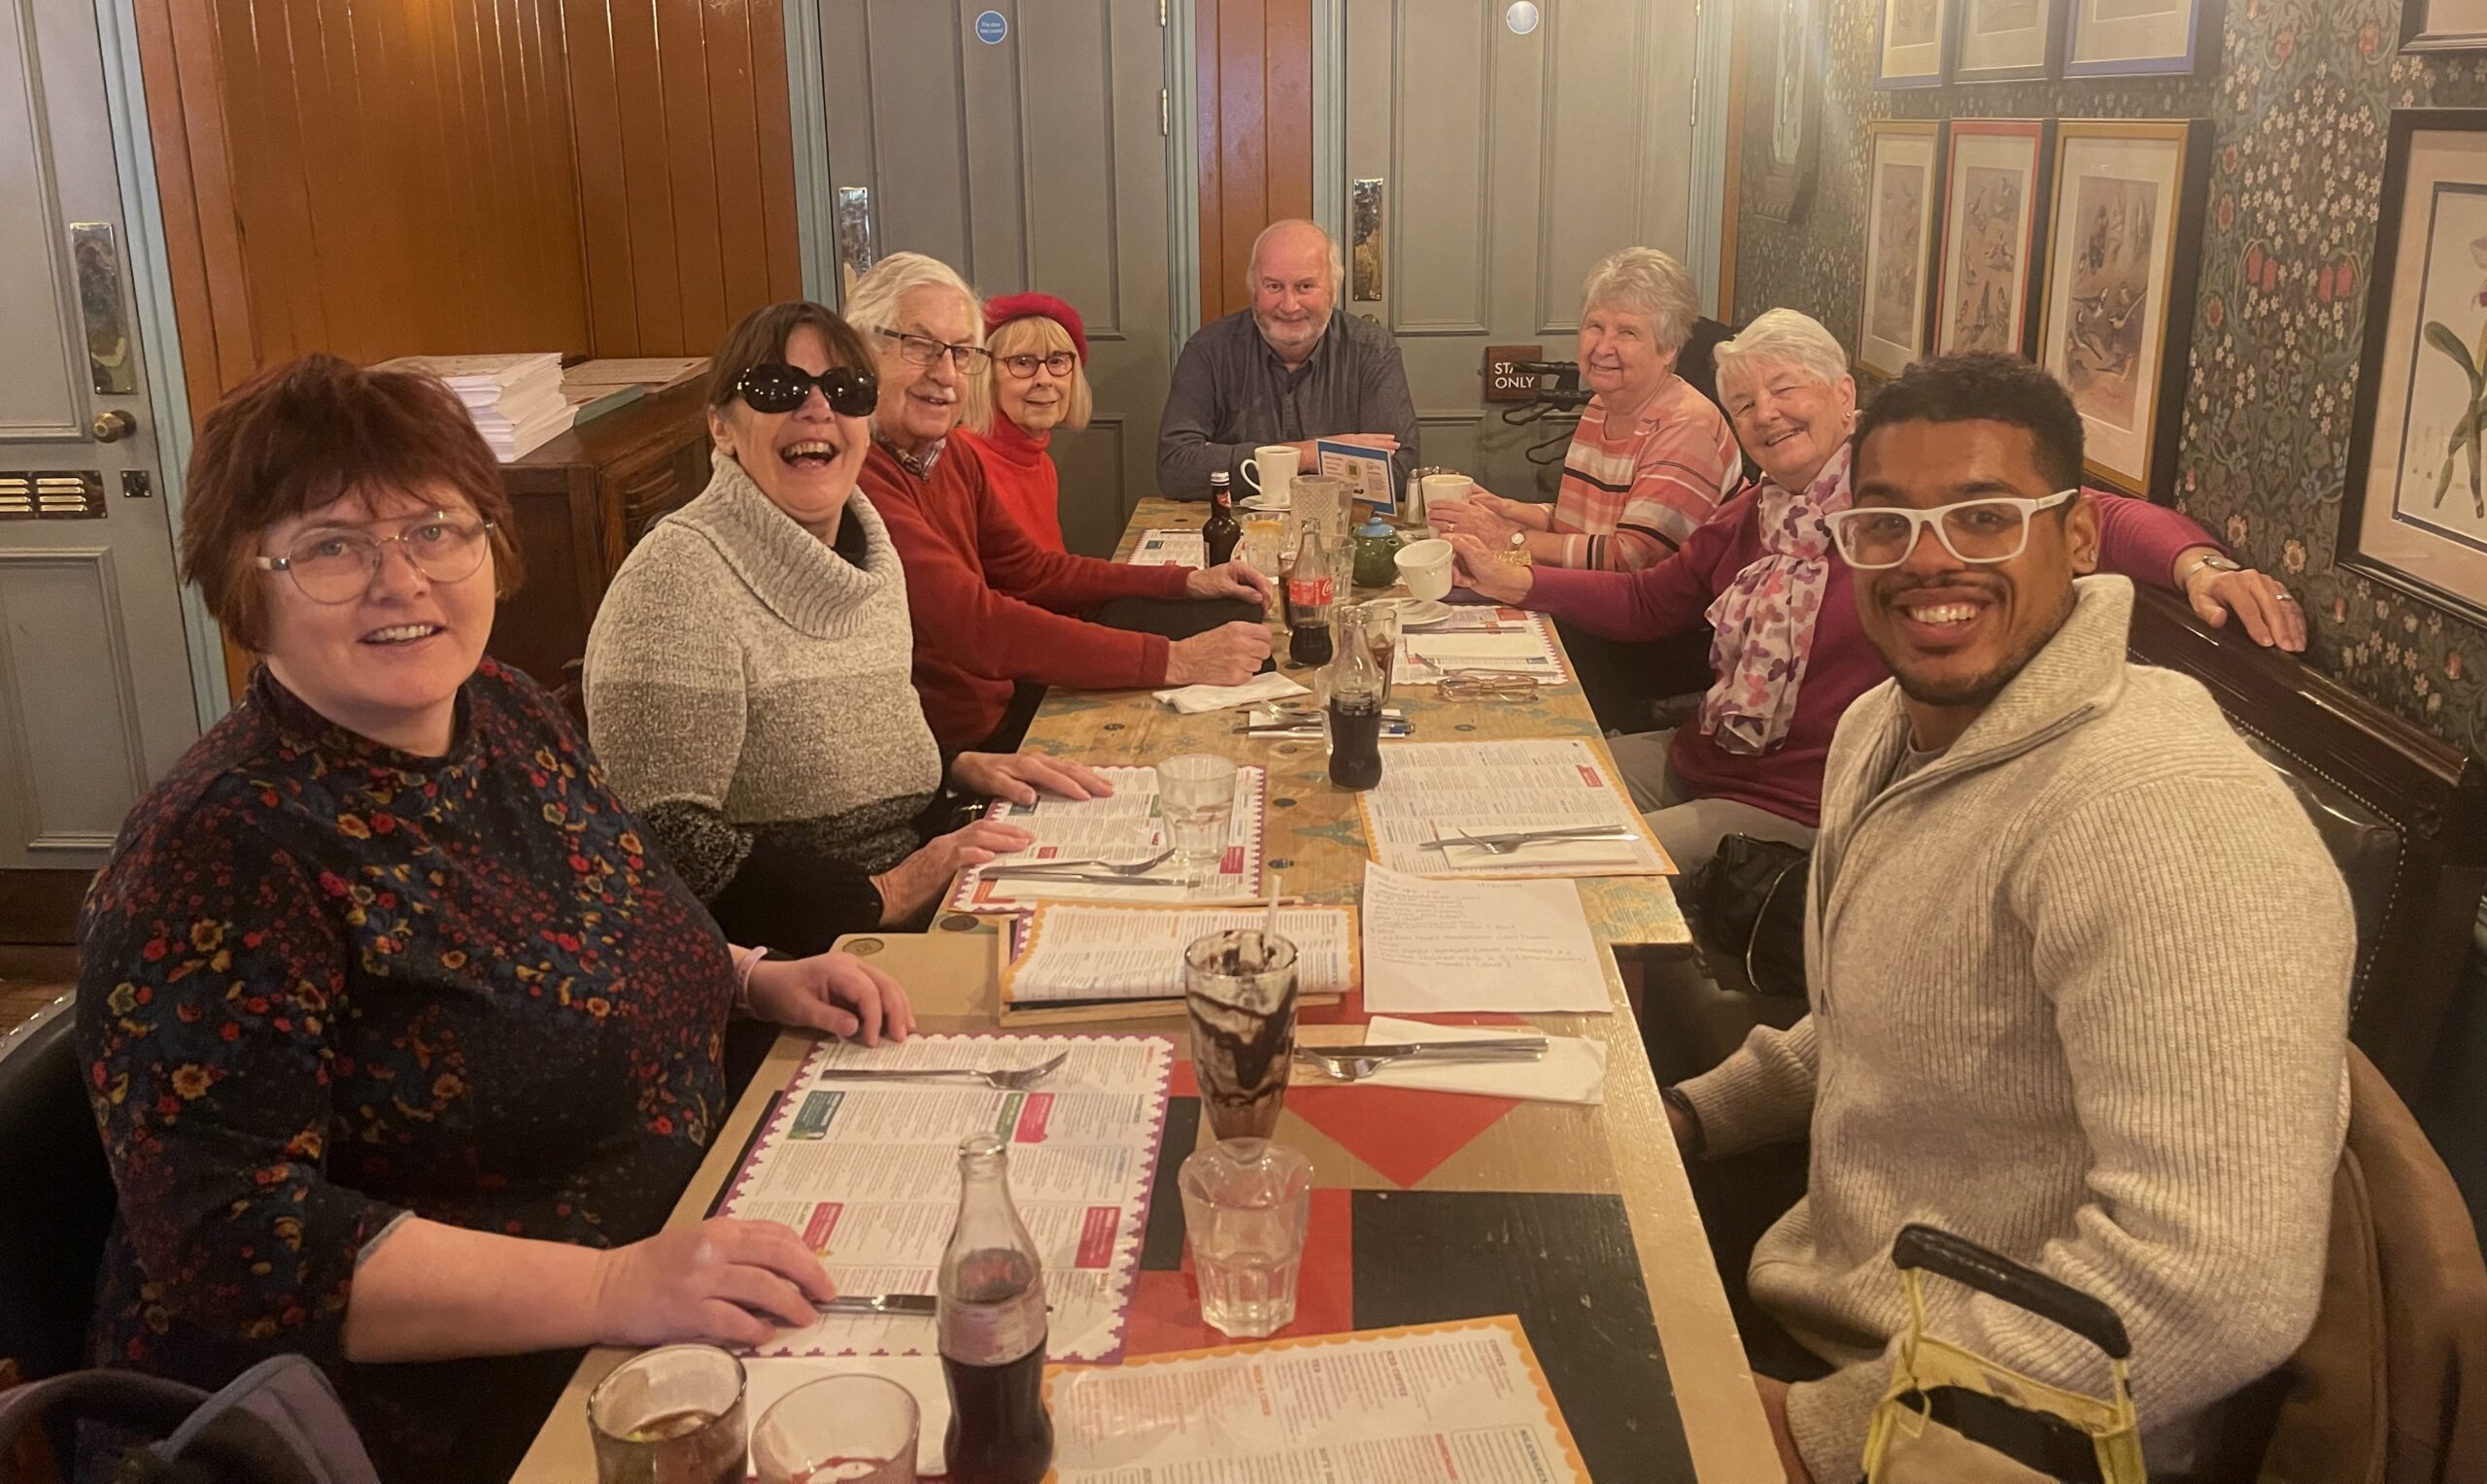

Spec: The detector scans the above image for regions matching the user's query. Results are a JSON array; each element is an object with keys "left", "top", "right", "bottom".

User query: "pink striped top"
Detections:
[{"left": 1549, "top": 375, "right": 1743, "bottom": 572}]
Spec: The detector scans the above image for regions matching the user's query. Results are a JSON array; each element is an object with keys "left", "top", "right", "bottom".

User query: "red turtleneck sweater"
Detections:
[{"left": 957, "top": 418, "right": 1065, "bottom": 553}]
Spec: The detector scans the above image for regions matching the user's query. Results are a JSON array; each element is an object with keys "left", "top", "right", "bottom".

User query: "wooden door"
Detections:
[
  {"left": 0, "top": 0, "right": 199, "bottom": 870},
  {"left": 816, "top": 0, "right": 1175, "bottom": 556},
  {"left": 1345, "top": 0, "right": 1698, "bottom": 499}
]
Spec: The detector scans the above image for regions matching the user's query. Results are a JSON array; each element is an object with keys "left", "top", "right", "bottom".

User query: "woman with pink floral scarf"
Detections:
[{"left": 1448, "top": 309, "right": 2303, "bottom": 872}]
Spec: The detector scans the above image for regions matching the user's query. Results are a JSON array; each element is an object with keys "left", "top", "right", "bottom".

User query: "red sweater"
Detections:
[
  {"left": 1528, "top": 487, "right": 2213, "bottom": 827},
  {"left": 862, "top": 439, "right": 1191, "bottom": 749},
  {"left": 955, "top": 421, "right": 1065, "bottom": 553}
]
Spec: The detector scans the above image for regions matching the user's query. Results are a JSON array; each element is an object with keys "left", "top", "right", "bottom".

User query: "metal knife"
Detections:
[
  {"left": 1333, "top": 1037, "right": 1549, "bottom": 1059},
  {"left": 815, "top": 1294, "right": 937, "bottom": 1317},
  {"left": 1414, "top": 826, "right": 1638, "bottom": 850},
  {"left": 980, "top": 869, "right": 1181, "bottom": 886}
]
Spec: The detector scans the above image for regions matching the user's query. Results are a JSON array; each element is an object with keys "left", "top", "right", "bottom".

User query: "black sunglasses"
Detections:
[{"left": 733, "top": 361, "right": 878, "bottom": 417}]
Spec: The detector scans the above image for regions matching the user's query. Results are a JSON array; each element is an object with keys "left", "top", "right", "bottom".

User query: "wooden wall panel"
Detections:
[
  {"left": 132, "top": 0, "right": 594, "bottom": 422},
  {"left": 1196, "top": 0, "right": 1314, "bottom": 322},
  {"left": 566, "top": 0, "right": 806, "bottom": 357}
]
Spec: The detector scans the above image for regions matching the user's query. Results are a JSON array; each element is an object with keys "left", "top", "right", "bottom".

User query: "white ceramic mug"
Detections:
[
  {"left": 1395, "top": 538, "right": 1454, "bottom": 601},
  {"left": 1420, "top": 473, "right": 1475, "bottom": 511},
  {"left": 1240, "top": 444, "right": 1301, "bottom": 505}
]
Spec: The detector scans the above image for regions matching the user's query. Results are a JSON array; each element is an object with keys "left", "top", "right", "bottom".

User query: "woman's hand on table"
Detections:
[
  {"left": 1447, "top": 532, "right": 1536, "bottom": 605},
  {"left": 1166, "top": 622, "right": 1273, "bottom": 686},
  {"left": 1753, "top": 1377, "right": 1816, "bottom": 1482},
  {"left": 872, "top": 820, "right": 1034, "bottom": 925},
  {"left": 1429, "top": 491, "right": 1534, "bottom": 544},
  {"left": 1185, "top": 560, "right": 1274, "bottom": 605},
  {"left": 952, "top": 750, "right": 1112, "bottom": 805},
  {"left": 745, "top": 949, "right": 918, "bottom": 1045},
  {"left": 591, "top": 1216, "right": 836, "bottom": 1350}
]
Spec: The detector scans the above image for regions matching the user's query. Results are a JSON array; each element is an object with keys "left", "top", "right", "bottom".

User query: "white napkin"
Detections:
[
  {"left": 1152, "top": 671, "right": 1309, "bottom": 715},
  {"left": 1354, "top": 1016, "right": 1607, "bottom": 1104}
]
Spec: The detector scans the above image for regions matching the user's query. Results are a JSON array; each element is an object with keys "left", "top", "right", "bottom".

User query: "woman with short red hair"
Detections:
[{"left": 75, "top": 354, "right": 915, "bottom": 1482}]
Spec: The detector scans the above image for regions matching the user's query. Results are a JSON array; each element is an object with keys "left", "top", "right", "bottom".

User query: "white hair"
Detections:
[
  {"left": 1711, "top": 308, "right": 1851, "bottom": 399},
  {"left": 1244, "top": 219, "right": 1346, "bottom": 296},
  {"left": 843, "top": 252, "right": 983, "bottom": 344},
  {"left": 1579, "top": 247, "right": 1699, "bottom": 354}
]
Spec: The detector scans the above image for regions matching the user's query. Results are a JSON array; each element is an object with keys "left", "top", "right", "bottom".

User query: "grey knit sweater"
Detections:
[
  {"left": 583, "top": 452, "right": 943, "bottom": 951},
  {"left": 1679, "top": 576, "right": 2354, "bottom": 1481}
]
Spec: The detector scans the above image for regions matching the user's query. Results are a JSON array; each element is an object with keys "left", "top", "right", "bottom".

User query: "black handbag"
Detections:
[{"left": 1686, "top": 833, "right": 1812, "bottom": 998}]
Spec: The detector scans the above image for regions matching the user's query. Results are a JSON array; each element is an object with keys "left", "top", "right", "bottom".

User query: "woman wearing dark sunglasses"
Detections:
[{"left": 585, "top": 300, "right": 1108, "bottom": 962}]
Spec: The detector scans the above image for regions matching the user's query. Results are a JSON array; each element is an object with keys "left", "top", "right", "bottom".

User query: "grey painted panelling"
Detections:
[{"left": 0, "top": 549, "right": 144, "bottom": 852}]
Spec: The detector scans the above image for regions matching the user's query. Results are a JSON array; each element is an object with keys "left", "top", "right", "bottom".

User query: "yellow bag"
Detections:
[{"left": 1862, "top": 1225, "right": 2146, "bottom": 1484}]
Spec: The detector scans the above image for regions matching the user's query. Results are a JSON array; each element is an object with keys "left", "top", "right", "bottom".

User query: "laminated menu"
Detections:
[
  {"left": 1395, "top": 609, "right": 1568, "bottom": 686},
  {"left": 1003, "top": 902, "right": 1358, "bottom": 1009},
  {"left": 1126, "top": 528, "right": 1207, "bottom": 567},
  {"left": 950, "top": 764, "right": 1268, "bottom": 912},
  {"left": 1356, "top": 738, "right": 1673, "bottom": 878},
  {"left": 716, "top": 1032, "right": 1175, "bottom": 1363},
  {"left": 1044, "top": 1316, "right": 1590, "bottom": 1481}
]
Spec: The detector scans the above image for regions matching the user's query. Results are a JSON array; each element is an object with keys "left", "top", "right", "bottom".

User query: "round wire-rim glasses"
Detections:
[
  {"left": 997, "top": 351, "right": 1077, "bottom": 380},
  {"left": 253, "top": 513, "right": 496, "bottom": 604},
  {"left": 877, "top": 327, "right": 993, "bottom": 374},
  {"left": 1823, "top": 489, "right": 2079, "bottom": 571}
]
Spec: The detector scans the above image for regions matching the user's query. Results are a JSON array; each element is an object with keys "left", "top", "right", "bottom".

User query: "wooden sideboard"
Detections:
[{"left": 493, "top": 383, "right": 710, "bottom": 691}]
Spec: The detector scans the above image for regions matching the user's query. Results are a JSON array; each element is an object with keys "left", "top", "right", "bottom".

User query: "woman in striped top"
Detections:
[{"left": 1432, "top": 247, "right": 1741, "bottom": 572}]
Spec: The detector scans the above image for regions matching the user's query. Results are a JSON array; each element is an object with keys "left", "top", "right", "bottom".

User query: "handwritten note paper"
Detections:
[{"left": 1358, "top": 862, "right": 1612, "bottom": 1014}]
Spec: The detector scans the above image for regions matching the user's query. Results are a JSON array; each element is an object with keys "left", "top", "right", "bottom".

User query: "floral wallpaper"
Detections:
[{"left": 1735, "top": 0, "right": 2487, "bottom": 758}]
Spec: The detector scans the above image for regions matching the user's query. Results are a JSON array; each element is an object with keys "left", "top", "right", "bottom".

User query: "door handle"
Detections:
[
  {"left": 834, "top": 186, "right": 877, "bottom": 299},
  {"left": 1351, "top": 178, "right": 1384, "bottom": 302},
  {"left": 91, "top": 410, "right": 136, "bottom": 443}
]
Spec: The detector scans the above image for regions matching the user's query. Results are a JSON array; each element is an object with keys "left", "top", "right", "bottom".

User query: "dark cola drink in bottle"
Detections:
[
  {"left": 1286, "top": 525, "right": 1335, "bottom": 667},
  {"left": 1203, "top": 471, "right": 1243, "bottom": 566},
  {"left": 938, "top": 1133, "right": 1053, "bottom": 1484},
  {"left": 1326, "top": 608, "right": 1385, "bottom": 792}
]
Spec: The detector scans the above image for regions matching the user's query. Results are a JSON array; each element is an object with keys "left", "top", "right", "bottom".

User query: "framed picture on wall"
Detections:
[
  {"left": 2404, "top": 0, "right": 2487, "bottom": 52},
  {"left": 2342, "top": 110, "right": 2487, "bottom": 626},
  {"left": 1857, "top": 121, "right": 1945, "bottom": 380},
  {"left": 2063, "top": 0, "right": 2222, "bottom": 78},
  {"left": 1953, "top": 0, "right": 2062, "bottom": 83},
  {"left": 1876, "top": 0, "right": 1950, "bottom": 87},
  {"left": 1934, "top": 119, "right": 2053, "bottom": 355},
  {"left": 2034, "top": 118, "right": 2210, "bottom": 498},
  {"left": 1753, "top": 0, "right": 1823, "bottom": 222}
]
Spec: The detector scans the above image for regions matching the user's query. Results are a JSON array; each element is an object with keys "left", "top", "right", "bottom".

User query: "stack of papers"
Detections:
[
  {"left": 373, "top": 353, "right": 575, "bottom": 461},
  {"left": 562, "top": 356, "right": 708, "bottom": 395}
]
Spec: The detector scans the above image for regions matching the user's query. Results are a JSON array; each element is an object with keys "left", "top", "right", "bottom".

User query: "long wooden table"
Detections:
[{"left": 511, "top": 497, "right": 1778, "bottom": 1481}]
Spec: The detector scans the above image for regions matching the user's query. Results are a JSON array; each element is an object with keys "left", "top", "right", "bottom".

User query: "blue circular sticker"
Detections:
[{"left": 974, "top": 10, "right": 1007, "bottom": 44}]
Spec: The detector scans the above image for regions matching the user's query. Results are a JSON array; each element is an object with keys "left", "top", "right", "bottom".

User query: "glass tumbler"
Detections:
[
  {"left": 587, "top": 1345, "right": 747, "bottom": 1484},
  {"left": 1182, "top": 928, "right": 1299, "bottom": 1141},
  {"left": 752, "top": 1372, "right": 922, "bottom": 1484},
  {"left": 1158, "top": 755, "right": 1238, "bottom": 891},
  {"left": 1178, "top": 1137, "right": 1313, "bottom": 1338}
]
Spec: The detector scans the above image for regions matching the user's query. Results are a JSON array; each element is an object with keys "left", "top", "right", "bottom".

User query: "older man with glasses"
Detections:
[
  {"left": 1156, "top": 219, "right": 1420, "bottom": 498},
  {"left": 850, "top": 253, "right": 1275, "bottom": 752}
]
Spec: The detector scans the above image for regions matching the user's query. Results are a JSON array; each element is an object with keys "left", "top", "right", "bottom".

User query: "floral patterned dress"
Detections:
[{"left": 76, "top": 659, "right": 734, "bottom": 1482}]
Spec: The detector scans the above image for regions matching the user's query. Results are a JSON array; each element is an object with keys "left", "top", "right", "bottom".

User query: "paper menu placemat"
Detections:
[
  {"left": 1004, "top": 903, "right": 1357, "bottom": 1006},
  {"left": 716, "top": 1032, "right": 1174, "bottom": 1364},
  {"left": 1355, "top": 739, "right": 1673, "bottom": 878},
  {"left": 949, "top": 764, "right": 1268, "bottom": 912},
  {"left": 1044, "top": 1316, "right": 1590, "bottom": 1482},
  {"left": 1396, "top": 610, "right": 1567, "bottom": 685},
  {"left": 1126, "top": 527, "right": 1206, "bottom": 567}
]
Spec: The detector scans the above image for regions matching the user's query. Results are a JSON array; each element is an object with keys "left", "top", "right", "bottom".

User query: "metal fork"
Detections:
[
  {"left": 811, "top": 1051, "right": 1071, "bottom": 1091},
  {"left": 985, "top": 847, "right": 1175, "bottom": 880},
  {"left": 1296, "top": 1039, "right": 1548, "bottom": 1083}
]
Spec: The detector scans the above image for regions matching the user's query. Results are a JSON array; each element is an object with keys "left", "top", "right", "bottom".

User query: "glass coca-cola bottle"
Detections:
[
  {"left": 1285, "top": 525, "right": 1335, "bottom": 667},
  {"left": 937, "top": 1133, "right": 1053, "bottom": 1484},
  {"left": 1326, "top": 606, "right": 1385, "bottom": 792}
]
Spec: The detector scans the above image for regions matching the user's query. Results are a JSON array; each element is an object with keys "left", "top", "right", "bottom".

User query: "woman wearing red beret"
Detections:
[{"left": 959, "top": 291, "right": 1090, "bottom": 552}]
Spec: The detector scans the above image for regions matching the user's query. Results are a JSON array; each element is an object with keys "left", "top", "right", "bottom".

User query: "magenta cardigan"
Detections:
[{"left": 1528, "top": 486, "right": 2213, "bottom": 827}]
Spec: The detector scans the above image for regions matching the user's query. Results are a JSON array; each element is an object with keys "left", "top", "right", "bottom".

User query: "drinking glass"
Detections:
[
  {"left": 1158, "top": 755, "right": 1238, "bottom": 890},
  {"left": 1182, "top": 928, "right": 1299, "bottom": 1141},
  {"left": 1178, "top": 1137, "right": 1312, "bottom": 1338},
  {"left": 587, "top": 1345, "right": 747, "bottom": 1484},
  {"left": 752, "top": 1373, "right": 921, "bottom": 1484}
]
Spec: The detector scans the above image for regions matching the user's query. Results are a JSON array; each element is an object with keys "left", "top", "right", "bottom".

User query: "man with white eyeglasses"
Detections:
[{"left": 1662, "top": 353, "right": 2354, "bottom": 1484}]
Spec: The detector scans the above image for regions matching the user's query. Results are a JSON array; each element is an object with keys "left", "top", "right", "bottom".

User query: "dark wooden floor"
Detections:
[{"left": 0, "top": 944, "right": 76, "bottom": 1035}]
